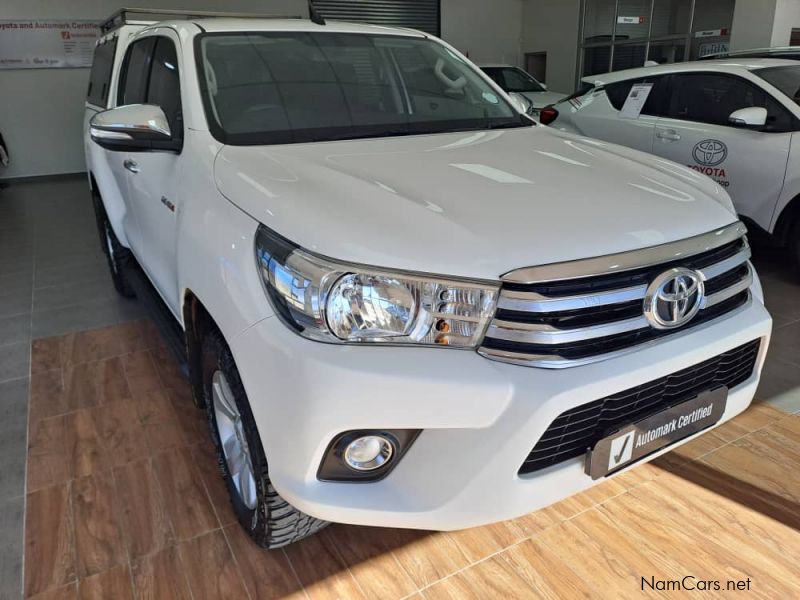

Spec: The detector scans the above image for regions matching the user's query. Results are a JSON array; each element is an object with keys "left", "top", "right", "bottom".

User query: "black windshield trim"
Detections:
[{"left": 194, "top": 31, "right": 530, "bottom": 146}]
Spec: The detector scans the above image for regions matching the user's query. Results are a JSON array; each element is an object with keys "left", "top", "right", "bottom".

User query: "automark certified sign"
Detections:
[
  {"left": 693, "top": 139, "right": 728, "bottom": 166},
  {"left": 586, "top": 387, "right": 728, "bottom": 479}
]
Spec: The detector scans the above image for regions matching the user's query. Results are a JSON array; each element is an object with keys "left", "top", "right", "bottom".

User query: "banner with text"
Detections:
[{"left": 0, "top": 21, "right": 100, "bottom": 69}]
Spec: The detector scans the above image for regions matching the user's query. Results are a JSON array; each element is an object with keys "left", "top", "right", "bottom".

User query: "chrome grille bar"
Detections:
[
  {"left": 479, "top": 223, "right": 753, "bottom": 369},
  {"left": 702, "top": 265, "right": 753, "bottom": 309},
  {"left": 697, "top": 243, "right": 751, "bottom": 281},
  {"left": 496, "top": 284, "right": 648, "bottom": 313},
  {"left": 486, "top": 316, "right": 649, "bottom": 344}
]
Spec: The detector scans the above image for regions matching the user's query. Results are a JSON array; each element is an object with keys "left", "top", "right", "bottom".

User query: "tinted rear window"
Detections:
[{"left": 87, "top": 39, "right": 117, "bottom": 107}]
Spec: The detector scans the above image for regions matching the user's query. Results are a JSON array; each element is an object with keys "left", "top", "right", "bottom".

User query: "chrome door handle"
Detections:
[
  {"left": 656, "top": 130, "right": 681, "bottom": 141},
  {"left": 123, "top": 159, "right": 140, "bottom": 173}
]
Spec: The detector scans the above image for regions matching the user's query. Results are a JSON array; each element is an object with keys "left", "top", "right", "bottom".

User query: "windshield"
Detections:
[
  {"left": 755, "top": 66, "right": 800, "bottom": 105},
  {"left": 482, "top": 67, "right": 545, "bottom": 93},
  {"left": 196, "top": 32, "right": 528, "bottom": 145}
]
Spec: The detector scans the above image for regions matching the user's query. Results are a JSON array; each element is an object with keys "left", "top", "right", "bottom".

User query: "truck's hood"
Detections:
[
  {"left": 215, "top": 126, "right": 737, "bottom": 280},
  {"left": 521, "top": 90, "right": 567, "bottom": 108}
]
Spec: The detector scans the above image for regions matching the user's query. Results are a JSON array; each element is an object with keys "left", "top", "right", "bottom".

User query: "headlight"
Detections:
[{"left": 255, "top": 226, "right": 499, "bottom": 348}]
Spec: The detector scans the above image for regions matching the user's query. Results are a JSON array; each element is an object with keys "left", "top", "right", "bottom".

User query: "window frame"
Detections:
[{"left": 662, "top": 71, "right": 798, "bottom": 133}]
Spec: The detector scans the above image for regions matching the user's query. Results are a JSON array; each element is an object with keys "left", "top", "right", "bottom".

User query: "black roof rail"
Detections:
[{"left": 99, "top": 7, "right": 303, "bottom": 34}]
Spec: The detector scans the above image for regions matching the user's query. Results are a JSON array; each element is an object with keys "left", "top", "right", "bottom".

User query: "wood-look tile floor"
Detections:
[{"left": 23, "top": 320, "right": 800, "bottom": 599}]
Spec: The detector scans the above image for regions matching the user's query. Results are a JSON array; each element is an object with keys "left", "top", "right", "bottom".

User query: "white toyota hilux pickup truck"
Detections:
[{"left": 84, "top": 15, "right": 772, "bottom": 548}]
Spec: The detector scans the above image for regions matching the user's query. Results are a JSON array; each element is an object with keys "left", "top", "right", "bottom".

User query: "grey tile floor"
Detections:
[
  {"left": 0, "top": 175, "right": 798, "bottom": 597},
  {"left": 0, "top": 175, "right": 145, "bottom": 599}
]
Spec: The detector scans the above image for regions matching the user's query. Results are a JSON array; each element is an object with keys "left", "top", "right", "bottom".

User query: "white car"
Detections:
[
  {"left": 84, "top": 14, "right": 771, "bottom": 548},
  {"left": 480, "top": 64, "right": 566, "bottom": 115},
  {"left": 546, "top": 59, "right": 800, "bottom": 269}
]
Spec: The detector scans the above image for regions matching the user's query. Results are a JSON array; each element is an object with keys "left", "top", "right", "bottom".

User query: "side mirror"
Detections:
[
  {"left": 90, "top": 104, "right": 181, "bottom": 152},
  {"left": 728, "top": 106, "right": 767, "bottom": 128},
  {"left": 508, "top": 92, "right": 533, "bottom": 115}
]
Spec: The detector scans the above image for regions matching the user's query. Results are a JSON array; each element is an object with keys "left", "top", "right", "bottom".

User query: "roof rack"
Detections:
[{"left": 99, "top": 7, "right": 303, "bottom": 34}]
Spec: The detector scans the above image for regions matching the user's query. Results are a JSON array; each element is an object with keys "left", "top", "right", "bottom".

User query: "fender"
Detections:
[{"left": 175, "top": 130, "right": 272, "bottom": 348}]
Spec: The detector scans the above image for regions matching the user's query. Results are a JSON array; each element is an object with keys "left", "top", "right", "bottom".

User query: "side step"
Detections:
[{"left": 123, "top": 262, "right": 190, "bottom": 379}]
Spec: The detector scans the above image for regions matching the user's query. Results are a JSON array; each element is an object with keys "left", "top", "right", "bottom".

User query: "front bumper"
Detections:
[{"left": 231, "top": 297, "right": 771, "bottom": 531}]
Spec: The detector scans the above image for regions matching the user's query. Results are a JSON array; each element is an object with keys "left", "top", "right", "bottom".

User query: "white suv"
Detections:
[
  {"left": 84, "top": 15, "right": 772, "bottom": 548},
  {"left": 546, "top": 59, "right": 800, "bottom": 270}
]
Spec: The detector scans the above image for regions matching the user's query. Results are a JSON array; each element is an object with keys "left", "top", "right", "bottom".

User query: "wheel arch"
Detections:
[
  {"left": 772, "top": 192, "right": 800, "bottom": 246},
  {"left": 182, "top": 288, "right": 217, "bottom": 409}
]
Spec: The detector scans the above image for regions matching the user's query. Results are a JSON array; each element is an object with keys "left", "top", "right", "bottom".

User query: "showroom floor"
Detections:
[{"left": 1, "top": 176, "right": 800, "bottom": 599}]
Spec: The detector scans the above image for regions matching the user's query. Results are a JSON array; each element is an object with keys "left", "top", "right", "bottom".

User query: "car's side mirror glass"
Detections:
[
  {"left": 90, "top": 104, "right": 181, "bottom": 152},
  {"left": 728, "top": 106, "right": 767, "bottom": 128}
]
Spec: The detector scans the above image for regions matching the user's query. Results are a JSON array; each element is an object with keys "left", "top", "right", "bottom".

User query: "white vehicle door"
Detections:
[
  {"left": 569, "top": 75, "right": 669, "bottom": 153},
  {"left": 651, "top": 72, "right": 792, "bottom": 229},
  {"left": 85, "top": 38, "right": 136, "bottom": 243},
  {"left": 117, "top": 33, "right": 184, "bottom": 314}
]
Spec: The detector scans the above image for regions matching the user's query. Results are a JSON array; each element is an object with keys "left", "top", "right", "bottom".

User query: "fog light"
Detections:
[
  {"left": 317, "top": 429, "right": 420, "bottom": 482},
  {"left": 344, "top": 435, "right": 393, "bottom": 471}
]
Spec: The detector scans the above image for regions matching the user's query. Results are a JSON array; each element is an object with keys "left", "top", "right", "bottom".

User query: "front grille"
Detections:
[
  {"left": 518, "top": 339, "right": 761, "bottom": 475},
  {"left": 478, "top": 223, "right": 753, "bottom": 368}
]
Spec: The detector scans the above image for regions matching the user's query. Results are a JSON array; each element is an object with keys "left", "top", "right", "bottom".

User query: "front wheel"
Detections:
[{"left": 201, "top": 328, "right": 328, "bottom": 548}]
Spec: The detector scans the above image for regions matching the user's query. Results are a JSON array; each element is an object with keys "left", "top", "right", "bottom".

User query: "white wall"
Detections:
[
  {"left": 771, "top": 0, "right": 800, "bottom": 46},
  {"left": 730, "top": 0, "right": 778, "bottom": 51},
  {"left": 730, "top": 0, "right": 800, "bottom": 51},
  {"left": 0, "top": 0, "right": 524, "bottom": 179},
  {"left": 521, "top": 0, "right": 580, "bottom": 94},
  {"left": 441, "top": 0, "right": 523, "bottom": 65}
]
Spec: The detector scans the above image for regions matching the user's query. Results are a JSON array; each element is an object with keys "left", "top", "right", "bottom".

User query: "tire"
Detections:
[
  {"left": 92, "top": 191, "right": 136, "bottom": 298},
  {"left": 201, "top": 327, "right": 328, "bottom": 548}
]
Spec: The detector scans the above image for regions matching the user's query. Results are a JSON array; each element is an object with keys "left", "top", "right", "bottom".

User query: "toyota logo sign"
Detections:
[
  {"left": 644, "top": 268, "right": 705, "bottom": 329},
  {"left": 692, "top": 139, "right": 727, "bottom": 166}
]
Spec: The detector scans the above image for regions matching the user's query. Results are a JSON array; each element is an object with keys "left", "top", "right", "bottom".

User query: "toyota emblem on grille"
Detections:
[{"left": 644, "top": 268, "right": 704, "bottom": 330}]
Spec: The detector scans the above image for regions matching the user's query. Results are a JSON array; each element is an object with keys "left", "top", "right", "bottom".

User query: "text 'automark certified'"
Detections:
[{"left": 587, "top": 387, "right": 728, "bottom": 479}]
